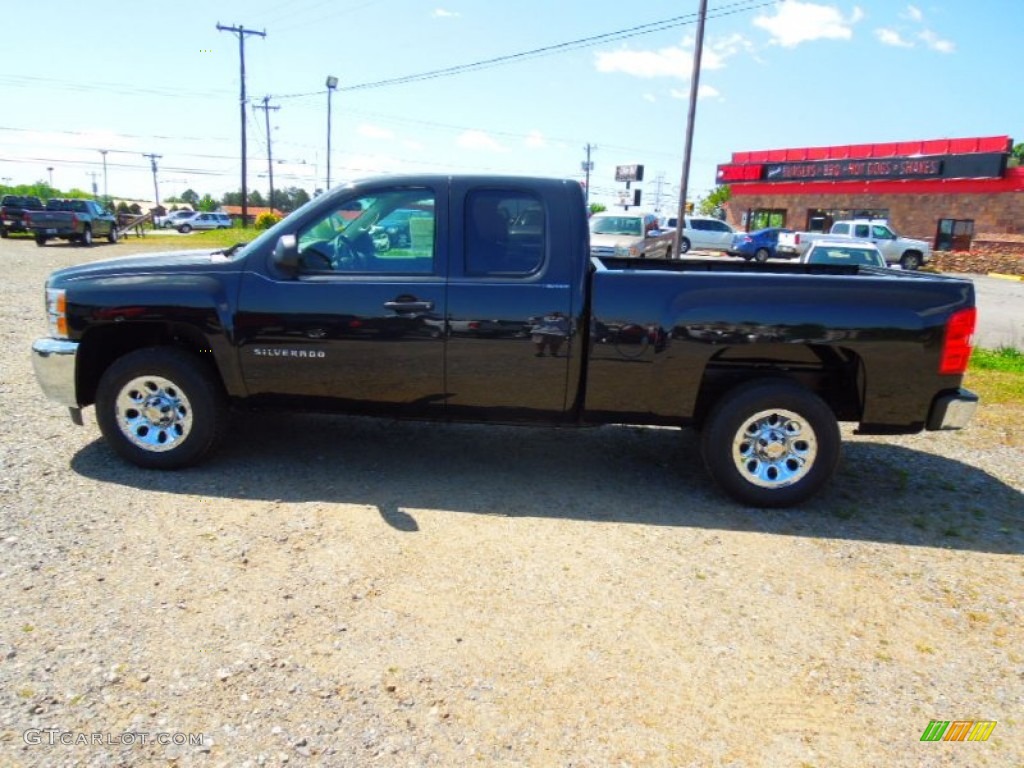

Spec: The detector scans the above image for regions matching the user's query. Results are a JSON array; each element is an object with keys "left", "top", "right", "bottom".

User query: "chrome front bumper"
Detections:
[
  {"left": 31, "top": 338, "right": 79, "bottom": 410},
  {"left": 926, "top": 388, "right": 979, "bottom": 430}
]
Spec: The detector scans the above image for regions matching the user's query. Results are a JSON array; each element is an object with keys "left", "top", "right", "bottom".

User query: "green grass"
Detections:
[
  {"left": 970, "top": 346, "right": 1024, "bottom": 373},
  {"left": 966, "top": 347, "right": 1024, "bottom": 404}
]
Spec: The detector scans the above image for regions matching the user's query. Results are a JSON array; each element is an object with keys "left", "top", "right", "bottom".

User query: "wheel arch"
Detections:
[
  {"left": 688, "top": 345, "right": 865, "bottom": 430},
  {"left": 75, "top": 323, "right": 232, "bottom": 408}
]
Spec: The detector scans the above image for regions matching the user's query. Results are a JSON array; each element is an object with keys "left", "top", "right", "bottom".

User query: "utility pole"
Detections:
[
  {"left": 672, "top": 0, "right": 707, "bottom": 259},
  {"left": 87, "top": 171, "right": 100, "bottom": 198},
  {"left": 254, "top": 95, "right": 280, "bottom": 213},
  {"left": 217, "top": 22, "right": 266, "bottom": 227},
  {"left": 326, "top": 76, "right": 338, "bottom": 190},
  {"left": 142, "top": 153, "right": 162, "bottom": 208},
  {"left": 98, "top": 150, "right": 109, "bottom": 203},
  {"left": 581, "top": 143, "right": 596, "bottom": 207}
]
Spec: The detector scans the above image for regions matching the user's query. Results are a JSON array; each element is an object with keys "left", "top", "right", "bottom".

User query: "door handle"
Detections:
[{"left": 384, "top": 299, "right": 434, "bottom": 311}]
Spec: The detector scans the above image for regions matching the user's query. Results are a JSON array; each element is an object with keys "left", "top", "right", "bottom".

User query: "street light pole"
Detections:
[
  {"left": 326, "top": 75, "right": 338, "bottom": 191},
  {"left": 99, "top": 150, "right": 109, "bottom": 202},
  {"left": 47, "top": 167, "right": 54, "bottom": 188}
]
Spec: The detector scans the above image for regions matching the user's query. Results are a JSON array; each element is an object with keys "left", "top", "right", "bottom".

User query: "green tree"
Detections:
[
  {"left": 181, "top": 188, "right": 200, "bottom": 206},
  {"left": 198, "top": 194, "right": 218, "bottom": 212},
  {"left": 1010, "top": 143, "right": 1024, "bottom": 168},
  {"left": 589, "top": 203, "right": 607, "bottom": 215},
  {"left": 698, "top": 185, "right": 731, "bottom": 217},
  {"left": 248, "top": 189, "right": 265, "bottom": 207},
  {"left": 221, "top": 190, "right": 243, "bottom": 206}
]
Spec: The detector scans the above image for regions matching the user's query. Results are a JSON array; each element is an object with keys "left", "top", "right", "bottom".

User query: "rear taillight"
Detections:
[
  {"left": 794, "top": 234, "right": 801, "bottom": 245},
  {"left": 939, "top": 307, "right": 976, "bottom": 375}
]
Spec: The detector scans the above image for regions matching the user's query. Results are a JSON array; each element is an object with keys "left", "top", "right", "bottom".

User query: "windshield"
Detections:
[
  {"left": 808, "top": 246, "right": 884, "bottom": 266},
  {"left": 590, "top": 216, "right": 643, "bottom": 236}
]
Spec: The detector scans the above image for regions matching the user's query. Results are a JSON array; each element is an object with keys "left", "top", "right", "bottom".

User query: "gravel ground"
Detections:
[{"left": 1, "top": 236, "right": 1022, "bottom": 767}]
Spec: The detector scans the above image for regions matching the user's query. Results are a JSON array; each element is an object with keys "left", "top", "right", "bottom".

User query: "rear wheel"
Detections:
[
  {"left": 700, "top": 380, "right": 840, "bottom": 507},
  {"left": 79, "top": 227, "right": 93, "bottom": 247},
  {"left": 679, "top": 237, "right": 691, "bottom": 254},
  {"left": 754, "top": 247, "right": 770, "bottom": 263},
  {"left": 900, "top": 251, "right": 921, "bottom": 270},
  {"left": 35, "top": 236, "right": 47, "bottom": 247},
  {"left": 95, "top": 347, "right": 228, "bottom": 469}
]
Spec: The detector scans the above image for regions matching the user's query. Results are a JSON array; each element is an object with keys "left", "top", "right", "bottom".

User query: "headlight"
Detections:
[
  {"left": 46, "top": 288, "right": 68, "bottom": 338},
  {"left": 613, "top": 245, "right": 630, "bottom": 257}
]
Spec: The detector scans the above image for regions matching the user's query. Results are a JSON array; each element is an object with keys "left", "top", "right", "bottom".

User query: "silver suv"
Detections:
[{"left": 176, "top": 211, "right": 232, "bottom": 233}]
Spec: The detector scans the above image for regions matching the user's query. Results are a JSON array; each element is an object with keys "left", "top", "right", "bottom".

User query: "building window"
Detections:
[
  {"left": 744, "top": 208, "right": 786, "bottom": 231},
  {"left": 805, "top": 208, "right": 889, "bottom": 232},
  {"left": 935, "top": 219, "right": 974, "bottom": 252}
]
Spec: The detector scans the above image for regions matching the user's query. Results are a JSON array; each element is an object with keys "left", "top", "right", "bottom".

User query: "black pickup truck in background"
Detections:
[
  {"left": 0, "top": 194, "right": 44, "bottom": 237},
  {"left": 30, "top": 174, "right": 979, "bottom": 507},
  {"left": 27, "top": 198, "right": 119, "bottom": 246}
]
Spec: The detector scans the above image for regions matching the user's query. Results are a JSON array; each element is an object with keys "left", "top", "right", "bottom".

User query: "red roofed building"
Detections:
[{"left": 716, "top": 135, "right": 1024, "bottom": 254}]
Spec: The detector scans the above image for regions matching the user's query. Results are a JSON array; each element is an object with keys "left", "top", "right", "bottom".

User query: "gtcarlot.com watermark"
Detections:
[{"left": 24, "top": 729, "right": 205, "bottom": 747}]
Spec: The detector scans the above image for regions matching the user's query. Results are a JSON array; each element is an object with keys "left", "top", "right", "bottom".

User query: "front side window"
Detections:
[
  {"left": 296, "top": 188, "right": 436, "bottom": 274},
  {"left": 466, "top": 189, "right": 544, "bottom": 275}
]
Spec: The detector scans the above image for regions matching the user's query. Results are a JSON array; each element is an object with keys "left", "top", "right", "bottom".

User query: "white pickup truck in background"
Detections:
[{"left": 776, "top": 219, "right": 931, "bottom": 270}]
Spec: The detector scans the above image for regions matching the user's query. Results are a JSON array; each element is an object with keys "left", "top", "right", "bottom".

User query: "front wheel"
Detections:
[
  {"left": 700, "top": 380, "right": 840, "bottom": 507},
  {"left": 35, "top": 236, "right": 47, "bottom": 247},
  {"left": 179, "top": 224, "right": 192, "bottom": 233},
  {"left": 679, "top": 237, "right": 691, "bottom": 254},
  {"left": 95, "top": 347, "right": 227, "bottom": 469},
  {"left": 108, "top": 226, "right": 119, "bottom": 244}
]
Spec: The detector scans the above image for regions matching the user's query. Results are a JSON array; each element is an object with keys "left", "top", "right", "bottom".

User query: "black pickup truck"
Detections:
[
  {"left": 30, "top": 175, "right": 979, "bottom": 507},
  {"left": 27, "top": 198, "right": 119, "bottom": 246},
  {"left": 0, "top": 194, "right": 43, "bottom": 237}
]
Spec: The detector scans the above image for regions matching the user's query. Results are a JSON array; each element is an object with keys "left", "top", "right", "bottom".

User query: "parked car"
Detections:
[
  {"left": 0, "top": 194, "right": 44, "bottom": 237},
  {"left": 801, "top": 240, "right": 888, "bottom": 268},
  {"left": 588, "top": 211, "right": 667, "bottom": 258},
  {"left": 176, "top": 211, "right": 232, "bottom": 233},
  {"left": 159, "top": 210, "right": 195, "bottom": 229},
  {"left": 727, "top": 227, "right": 792, "bottom": 262},
  {"left": 374, "top": 208, "right": 433, "bottom": 248},
  {"left": 676, "top": 216, "right": 736, "bottom": 255},
  {"left": 777, "top": 219, "right": 930, "bottom": 269}
]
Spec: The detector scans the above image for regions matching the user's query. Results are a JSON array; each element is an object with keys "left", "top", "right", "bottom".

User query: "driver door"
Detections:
[{"left": 235, "top": 185, "right": 448, "bottom": 417}]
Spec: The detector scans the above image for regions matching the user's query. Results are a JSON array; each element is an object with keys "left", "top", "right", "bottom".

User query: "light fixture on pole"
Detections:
[
  {"left": 47, "top": 167, "right": 54, "bottom": 187},
  {"left": 326, "top": 75, "right": 338, "bottom": 191}
]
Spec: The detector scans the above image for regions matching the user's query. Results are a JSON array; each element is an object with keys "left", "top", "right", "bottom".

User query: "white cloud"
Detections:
[
  {"left": 920, "top": 29, "right": 955, "bottom": 53},
  {"left": 524, "top": 130, "right": 546, "bottom": 149},
  {"left": 643, "top": 93, "right": 656, "bottom": 103},
  {"left": 357, "top": 124, "right": 395, "bottom": 140},
  {"left": 456, "top": 130, "right": 508, "bottom": 153},
  {"left": 904, "top": 4, "right": 923, "bottom": 22},
  {"left": 875, "top": 28, "right": 913, "bottom": 48},
  {"left": 594, "top": 33, "right": 748, "bottom": 79},
  {"left": 753, "top": 1, "right": 862, "bottom": 47},
  {"left": 402, "top": 139, "right": 424, "bottom": 152},
  {"left": 432, "top": 8, "right": 460, "bottom": 18}
]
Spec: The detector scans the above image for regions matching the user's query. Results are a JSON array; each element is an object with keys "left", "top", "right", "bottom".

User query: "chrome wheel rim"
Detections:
[
  {"left": 732, "top": 408, "right": 817, "bottom": 488},
  {"left": 114, "top": 375, "right": 193, "bottom": 452}
]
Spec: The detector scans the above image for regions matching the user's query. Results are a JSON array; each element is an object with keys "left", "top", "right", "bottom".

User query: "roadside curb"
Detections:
[{"left": 987, "top": 272, "right": 1024, "bottom": 282}]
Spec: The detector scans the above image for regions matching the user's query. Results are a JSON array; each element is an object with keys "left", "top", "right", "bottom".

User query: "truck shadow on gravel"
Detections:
[{"left": 70, "top": 412, "right": 1023, "bottom": 554}]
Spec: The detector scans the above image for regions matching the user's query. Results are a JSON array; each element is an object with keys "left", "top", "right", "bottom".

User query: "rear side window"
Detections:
[
  {"left": 832, "top": 223, "right": 849, "bottom": 235},
  {"left": 465, "top": 189, "right": 544, "bottom": 276}
]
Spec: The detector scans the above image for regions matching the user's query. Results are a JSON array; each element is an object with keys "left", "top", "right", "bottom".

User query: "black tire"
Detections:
[
  {"left": 35, "top": 236, "right": 47, "bottom": 247},
  {"left": 679, "top": 237, "right": 691, "bottom": 254},
  {"left": 700, "top": 380, "right": 840, "bottom": 508},
  {"left": 79, "top": 227, "right": 93, "bottom": 247},
  {"left": 108, "top": 226, "right": 119, "bottom": 244},
  {"left": 0, "top": 227, "right": 8, "bottom": 238},
  {"left": 900, "top": 251, "right": 921, "bottom": 270},
  {"left": 754, "top": 247, "right": 770, "bottom": 263},
  {"left": 95, "top": 347, "right": 227, "bottom": 469},
  {"left": 179, "top": 224, "right": 192, "bottom": 233}
]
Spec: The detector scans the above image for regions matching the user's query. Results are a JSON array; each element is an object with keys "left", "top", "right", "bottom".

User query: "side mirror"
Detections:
[{"left": 272, "top": 234, "right": 300, "bottom": 273}]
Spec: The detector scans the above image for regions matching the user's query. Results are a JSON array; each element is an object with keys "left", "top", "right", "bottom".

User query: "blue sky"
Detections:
[{"left": 0, "top": 0, "right": 1018, "bottom": 211}]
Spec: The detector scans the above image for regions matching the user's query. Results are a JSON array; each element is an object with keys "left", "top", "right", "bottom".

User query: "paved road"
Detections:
[{"left": 965, "top": 274, "right": 1024, "bottom": 351}]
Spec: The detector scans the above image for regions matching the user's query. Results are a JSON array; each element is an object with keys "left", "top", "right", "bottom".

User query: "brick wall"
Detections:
[{"left": 728, "top": 191, "right": 1024, "bottom": 243}]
